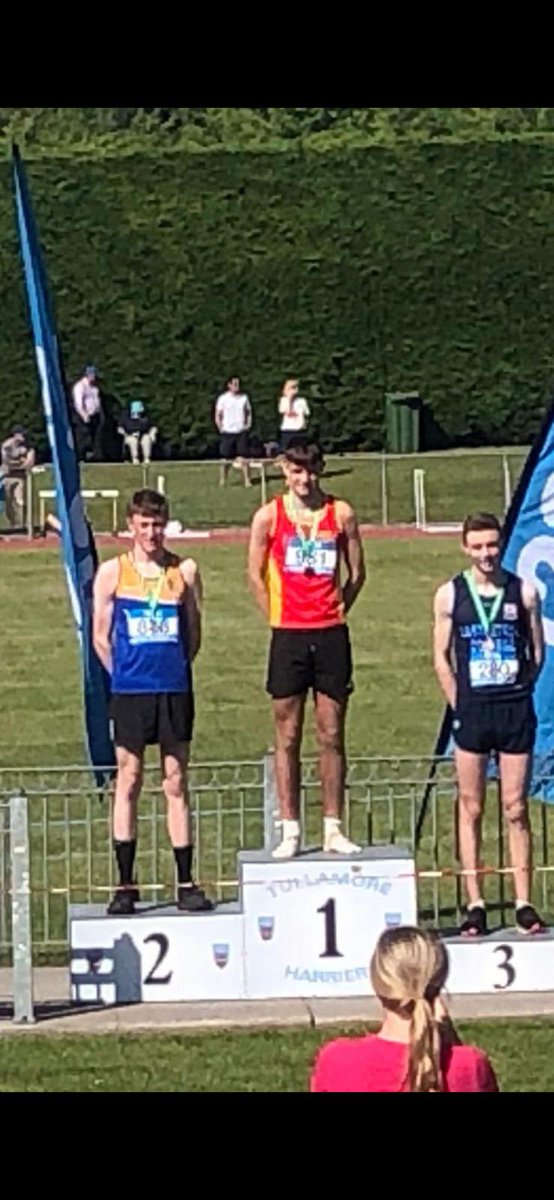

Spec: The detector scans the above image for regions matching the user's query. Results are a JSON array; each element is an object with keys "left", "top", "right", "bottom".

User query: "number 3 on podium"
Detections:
[{"left": 493, "top": 944, "right": 516, "bottom": 990}]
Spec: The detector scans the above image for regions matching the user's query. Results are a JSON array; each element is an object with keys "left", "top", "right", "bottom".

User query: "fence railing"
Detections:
[
  {"left": 0, "top": 449, "right": 530, "bottom": 536},
  {"left": 1, "top": 754, "right": 554, "bottom": 968}
]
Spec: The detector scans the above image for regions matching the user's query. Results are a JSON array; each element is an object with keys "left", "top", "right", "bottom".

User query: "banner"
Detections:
[{"left": 12, "top": 146, "right": 115, "bottom": 785}]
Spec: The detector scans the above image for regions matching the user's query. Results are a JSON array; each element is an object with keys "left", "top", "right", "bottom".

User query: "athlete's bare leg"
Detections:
[
  {"left": 499, "top": 751, "right": 533, "bottom": 904},
  {"left": 314, "top": 692, "right": 347, "bottom": 818},
  {"left": 315, "top": 692, "right": 361, "bottom": 853},
  {"left": 160, "top": 743, "right": 192, "bottom": 847},
  {"left": 273, "top": 695, "right": 306, "bottom": 820},
  {"left": 455, "top": 747, "right": 488, "bottom": 907},
  {"left": 113, "top": 746, "right": 143, "bottom": 841},
  {"left": 219, "top": 459, "right": 231, "bottom": 486}
]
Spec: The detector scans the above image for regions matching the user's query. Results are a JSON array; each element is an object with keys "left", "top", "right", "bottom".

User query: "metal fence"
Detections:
[
  {"left": 0, "top": 449, "right": 530, "bottom": 536},
  {"left": 1, "top": 754, "right": 554, "bottom": 961}
]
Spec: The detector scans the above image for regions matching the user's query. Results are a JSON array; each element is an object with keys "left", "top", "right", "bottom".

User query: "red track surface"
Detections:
[{"left": 0, "top": 524, "right": 457, "bottom": 552}]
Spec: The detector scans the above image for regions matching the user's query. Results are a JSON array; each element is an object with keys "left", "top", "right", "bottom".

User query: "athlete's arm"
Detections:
[
  {"left": 337, "top": 502, "right": 366, "bottom": 614},
  {"left": 244, "top": 397, "right": 253, "bottom": 431},
  {"left": 248, "top": 504, "right": 273, "bottom": 619},
  {"left": 522, "top": 581, "right": 544, "bottom": 678},
  {"left": 92, "top": 557, "right": 119, "bottom": 674},
  {"left": 433, "top": 581, "right": 456, "bottom": 709},
  {"left": 181, "top": 558, "right": 203, "bottom": 661},
  {"left": 214, "top": 397, "right": 223, "bottom": 432}
]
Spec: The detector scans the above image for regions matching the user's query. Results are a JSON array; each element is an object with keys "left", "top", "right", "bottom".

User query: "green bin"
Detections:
[{"left": 385, "top": 392, "right": 422, "bottom": 454}]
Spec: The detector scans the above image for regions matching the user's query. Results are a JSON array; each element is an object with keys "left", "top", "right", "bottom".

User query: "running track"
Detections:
[{"left": 0, "top": 524, "right": 459, "bottom": 551}]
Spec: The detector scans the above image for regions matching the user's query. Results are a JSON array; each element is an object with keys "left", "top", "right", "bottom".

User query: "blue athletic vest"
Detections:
[
  {"left": 452, "top": 571, "right": 533, "bottom": 704},
  {"left": 111, "top": 553, "right": 190, "bottom": 695}
]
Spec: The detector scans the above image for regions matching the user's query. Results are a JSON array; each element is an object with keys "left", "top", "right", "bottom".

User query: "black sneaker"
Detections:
[
  {"left": 515, "top": 904, "right": 547, "bottom": 935},
  {"left": 107, "top": 885, "right": 140, "bottom": 916},
  {"left": 459, "top": 905, "right": 488, "bottom": 937},
  {"left": 177, "top": 884, "right": 214, "bottom": 913}
]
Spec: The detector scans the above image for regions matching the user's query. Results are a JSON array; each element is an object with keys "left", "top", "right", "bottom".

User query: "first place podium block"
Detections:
[
  {"left": 70, "top": 846, "right": 417, "bottom": 1005},
  {"left": 240, "top": 847, "right": 417, "bottom": 999}
]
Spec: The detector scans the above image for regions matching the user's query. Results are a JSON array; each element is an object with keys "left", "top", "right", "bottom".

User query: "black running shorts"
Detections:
[
  {"left": 266, "top": 626, "right": 353, "bottom": 702},
  {"left": 110, "top": 692, "right": 195, "bottom": 754},
  {"left": 452, "top": 693, "right": 536, "bottom": 756}
]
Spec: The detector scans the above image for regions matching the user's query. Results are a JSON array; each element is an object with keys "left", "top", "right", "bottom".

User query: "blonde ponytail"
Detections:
[
  {"left": 408, "top": 996, "right": 443, "bottom": 1093},
  {"left": 370, "top": 926, "right": 449, "bottom": 1093}
]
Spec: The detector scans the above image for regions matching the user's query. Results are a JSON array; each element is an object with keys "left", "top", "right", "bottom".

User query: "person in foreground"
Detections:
[
  {"left": 93, "top": 488, "right": 212, "bottom": 915},
  {"left": 248, "top": 436, "right": 366, "bottom": 859},
  {"left": 434, "top": 511, "right": 545, "bottom": 937},
  {"left": 310, "top": 926, "right": 498, "bottom": 1092}
]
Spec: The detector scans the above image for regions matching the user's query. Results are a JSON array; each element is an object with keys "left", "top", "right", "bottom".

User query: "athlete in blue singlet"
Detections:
[{"left": 93, "top": 488, "right": 212, "bottom": 915}]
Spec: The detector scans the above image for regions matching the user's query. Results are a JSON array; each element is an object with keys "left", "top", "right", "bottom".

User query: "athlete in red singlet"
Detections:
[{"left": 248, "top": 436, "right": 366, "bottom": 859}]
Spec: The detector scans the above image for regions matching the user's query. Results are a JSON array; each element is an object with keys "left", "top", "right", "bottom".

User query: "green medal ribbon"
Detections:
[{"left": 463, "top": 570, "right": 504, "bottom": 639}]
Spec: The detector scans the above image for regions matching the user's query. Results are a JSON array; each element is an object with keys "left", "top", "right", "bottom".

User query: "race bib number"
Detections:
[
  {"left": 469, "top": 639, "right": 518, "bottom": 688},
  {"left": 125, "top": 609, "right": 179, "bottom": 645},
  {"left": 284, "top": 537, "right": 337, "bottom": 576}
]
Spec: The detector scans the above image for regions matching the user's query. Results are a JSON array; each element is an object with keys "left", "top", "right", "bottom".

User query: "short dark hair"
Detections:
[
  {"left": 227, "top": 374, "right": 241, "bottom": 386},
  {"left": 283, "top": 435, "right": 324, "bottom": 472},
  {"left": 462, "top": 512, "right": 502, "bottom": 544},
  {"left": 127, "top": 488, "right": 169, "bottom": 522}
]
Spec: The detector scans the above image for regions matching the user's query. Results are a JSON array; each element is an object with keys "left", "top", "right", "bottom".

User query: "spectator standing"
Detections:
[
  {"left": 214, "top": 375, "right": 252, "bottom": 487},
  {"left": 1, "top": 425, "right": 35, "bottom": 529},
  {"left": 72, "top": 365, "right": 103, "bottom": 461},
  {"left": 278, "top": 378, "right": 310, "bottom": 451}
]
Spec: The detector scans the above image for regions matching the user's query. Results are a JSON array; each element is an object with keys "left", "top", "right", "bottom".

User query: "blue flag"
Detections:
[
  {"left": 424, "top": 399, "right": 554, "bottom": 809},
  {"left": 12, "top": 146, "right": 115, "bottom": 786},
  {"left": 502, "top": 398, "right": 554, "bottom": 800}
]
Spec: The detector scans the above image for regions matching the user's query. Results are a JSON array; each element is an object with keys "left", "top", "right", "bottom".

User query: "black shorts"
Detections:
[
  {"left": 452, "top": 693, "right": 536, "bottom": 755},
  {"left": 220, "top": 432, "right": 248, "bottom": 460},
  {"left": 110, "top": 692, "right": 195, "bottom": 754},
  {"left": 266, "top": 626, "right": 353, "bottom": 702}
]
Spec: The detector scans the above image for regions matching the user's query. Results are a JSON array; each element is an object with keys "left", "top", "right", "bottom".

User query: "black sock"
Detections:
[
  {"left": 173, "top": 845, "right": 193, "bottom": 886},
  {"left": 114, "top": 840, "right": 136, "bottom": 887}
]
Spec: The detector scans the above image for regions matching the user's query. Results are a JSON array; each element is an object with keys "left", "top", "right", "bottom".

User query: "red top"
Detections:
[
  {"left": 310, "top": 1034, "right": 498, "bottom": 1093},
  {"left": 266, "top": 495, "right": 344, "bottom": 630}
]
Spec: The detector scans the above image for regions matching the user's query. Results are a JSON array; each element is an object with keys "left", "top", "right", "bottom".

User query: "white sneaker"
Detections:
[
  {"left": 272, "top": 820, "right": 301, "bottom": 860},
  {"left": 323, "top": 829, "right": 362, "bottom": 855}
]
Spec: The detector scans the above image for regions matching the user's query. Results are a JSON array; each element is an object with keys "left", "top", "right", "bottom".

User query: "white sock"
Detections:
[
  {"left": 515, "top": 899, "right": 530, "bottom": 911},
  {"left": 324, "top": 818, "right": 341, "bottom": 839},
  {"left": 280, "top": 819, "right": 300, "bottom": 840},
  {"left": 468, "top": 899, "right": 485, "bottom": 911}
]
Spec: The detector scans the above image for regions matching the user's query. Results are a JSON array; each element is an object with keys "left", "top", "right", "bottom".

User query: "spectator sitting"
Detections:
[
  {"left": 310, "top": 926, "right": 498, "bottom": 1093},
  {"left": 278, "top": 377, "right": 310, "bottom": 451},
  {"left": 72, "top": 365, "right": 103, "bottom": 462},
  {"left": 1, "top": 425, "right": 35, "bottom": 529},
  {"left": 118, "top": 401, "right": 157, "bottom": 465}
]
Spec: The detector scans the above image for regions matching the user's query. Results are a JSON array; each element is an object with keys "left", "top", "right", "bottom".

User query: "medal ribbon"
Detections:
[{"left": 464, "top": 570, "right": 504, "bottom": 637}]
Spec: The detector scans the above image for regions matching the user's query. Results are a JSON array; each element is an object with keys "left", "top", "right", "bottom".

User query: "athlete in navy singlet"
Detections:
[{"left": 434, "top": 512, "right": 546, "bottom": 937}]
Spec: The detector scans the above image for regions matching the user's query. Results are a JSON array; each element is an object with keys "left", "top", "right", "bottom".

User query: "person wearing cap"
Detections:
[
  {"left": 1, "top": 425, "right": 35, "bottom": 529},
  {"left": 117, "top": 401, "right": 158, "bottom": 465},
  {"left": 72, "top": 365, "right": 103, "bottom": 461}
]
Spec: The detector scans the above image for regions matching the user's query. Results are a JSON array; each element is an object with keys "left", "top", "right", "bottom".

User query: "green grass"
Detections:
[
  {"left": 0, "top": 1020, "right": 551, "bottom": 1091},
  {"left": 13, "top": 447, "right": 528, "bottom": 533},
  {"left": 0, "top": 536, "right": 459, "bottom": 766},
  {"left": 3, "top": 532, "right": 554, "bottom": 950}
]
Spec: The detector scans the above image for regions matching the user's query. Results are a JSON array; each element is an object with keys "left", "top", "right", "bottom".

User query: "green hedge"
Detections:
[{"left": 1, "top": 142, "right": 554, "bottom": 456}]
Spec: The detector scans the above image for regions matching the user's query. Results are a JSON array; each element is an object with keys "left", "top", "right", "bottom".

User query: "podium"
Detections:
[
  {"left": 70, "top": 845, "right": 554, "bottom": 1004},
  {"left": 70, "top": 846, "right": 417, "bottom": 1005}
]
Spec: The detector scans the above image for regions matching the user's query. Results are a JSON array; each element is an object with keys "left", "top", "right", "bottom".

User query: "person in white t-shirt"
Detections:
[
  {"left": 72, "top": 365, "right": 103, "bottom": 461},
  {"left": 214, "top": 375, "right": 252, "bottom": 487},
  {"left": 278, "top": 378, "right": 310, "bottom": 451}
]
